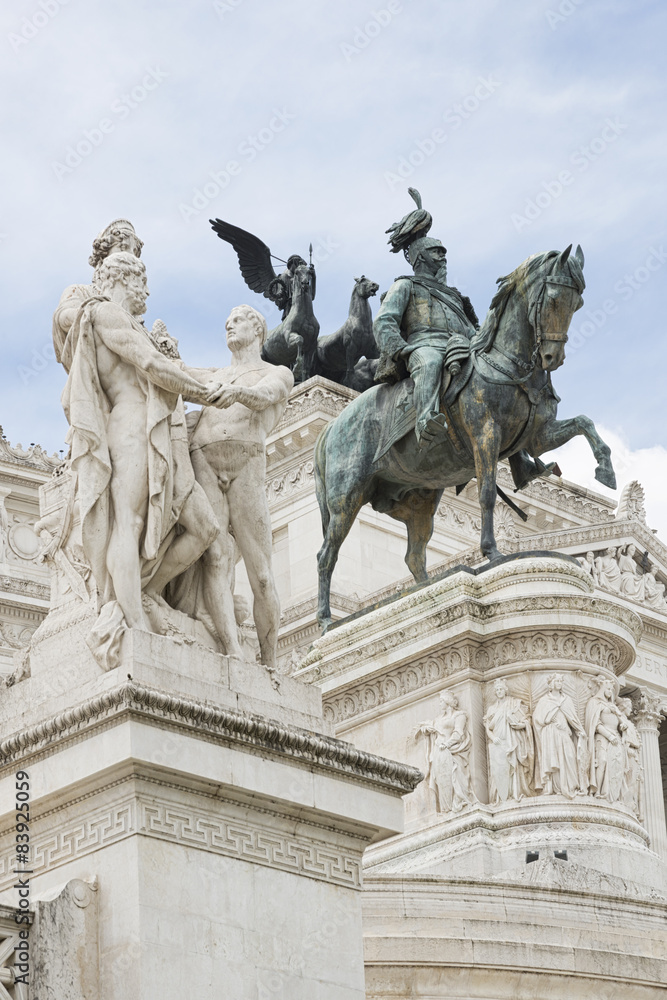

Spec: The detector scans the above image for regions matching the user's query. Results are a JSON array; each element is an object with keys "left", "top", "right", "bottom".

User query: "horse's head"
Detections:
[
  {"left": 292, "top": 263, "right": 315, "bottom": 295},
  {"left": 534, "top": 244, "right": 585, "bottom": 371},
  {"left": 354, "top": 275, "right": 380, "bottom": 299}
]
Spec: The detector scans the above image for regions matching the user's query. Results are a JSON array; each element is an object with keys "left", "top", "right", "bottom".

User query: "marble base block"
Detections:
[{"left": 0, "top": 625, "right": 420, "bottom": 998}]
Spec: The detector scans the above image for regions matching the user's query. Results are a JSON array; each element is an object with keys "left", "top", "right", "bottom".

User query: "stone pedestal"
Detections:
[
  {"left": 297, "top": 553, "right": 667, "bottom": 997},
  {"left": 0, "top": 621, "right": 420, "bottom": 998}
]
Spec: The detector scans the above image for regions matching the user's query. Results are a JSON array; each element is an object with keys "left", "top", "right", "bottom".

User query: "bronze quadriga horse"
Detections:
[
  {"left": 262, "top": 263, "right": 319, "bottom": 382},
  {"left": 315, "top": 275, "right": 380, "bottom": 387},
  {"left": 314, "top": 245, "right": 616, "bottom": 629}
]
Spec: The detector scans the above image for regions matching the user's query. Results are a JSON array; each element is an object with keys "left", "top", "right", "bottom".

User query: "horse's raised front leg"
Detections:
[
  {"left": 290, "top": 334, "right": 305, "bottom": 382},
  {"left": 344, "top": 332, "right": 357, "bottom": 389},
  {"left": 531, "top": 415, "right": 616, "bottom": 489},
  {"left": 472, "top": 425, "right": 503, "bottom": 562}
]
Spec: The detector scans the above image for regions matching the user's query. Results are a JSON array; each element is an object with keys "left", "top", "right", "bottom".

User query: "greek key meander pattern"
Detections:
[{"left": 0, "top": 792, "right": 363, "bottom": 891}]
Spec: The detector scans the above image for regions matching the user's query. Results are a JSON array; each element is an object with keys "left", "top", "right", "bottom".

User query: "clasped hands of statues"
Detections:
[{"left": 201, "top": 382, "right": 243, "bottom": 409}]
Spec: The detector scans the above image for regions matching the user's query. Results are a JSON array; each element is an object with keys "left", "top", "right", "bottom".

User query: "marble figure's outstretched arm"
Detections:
[{"left": 93, "top": 301, "right": 212, "bottom": 404}]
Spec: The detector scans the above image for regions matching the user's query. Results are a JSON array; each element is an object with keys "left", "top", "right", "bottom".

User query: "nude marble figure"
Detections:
[{"left": 180, "top": 305, "right": 294, "bottom": 670}]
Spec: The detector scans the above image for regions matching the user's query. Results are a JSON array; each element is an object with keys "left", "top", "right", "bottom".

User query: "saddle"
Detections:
[
  {"left": 372, "top": 358, "right": 474, "bottom": 464},
  {"left": 372, "top": 360, "right": 558, "bottom": 498}
]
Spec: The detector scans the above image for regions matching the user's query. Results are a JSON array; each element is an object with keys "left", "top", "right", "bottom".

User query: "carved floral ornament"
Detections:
[
  {"left": 274, "top": 381, "right": 350, "bottom": 435},
  {"left": 632, "top": 686, "right": 667, "bottom": 729},
  {"left": 321, "top": 628, "right": 633, "bottom": 730},
  {"left": 616, "top": 480, "right": 648, "bottom": 524}
]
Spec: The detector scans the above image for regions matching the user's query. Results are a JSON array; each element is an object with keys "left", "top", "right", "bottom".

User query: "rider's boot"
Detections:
[
  {"left": 509, "top": 449, "right": 557, "bottom": 491},
  {"left": 411, "top": 353, "right": 447, "bottom": 449}
]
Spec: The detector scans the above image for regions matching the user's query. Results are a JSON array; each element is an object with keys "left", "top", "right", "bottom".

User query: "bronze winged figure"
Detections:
[{"left": 209, "top": 219, "right": 315, "bottom": 319}]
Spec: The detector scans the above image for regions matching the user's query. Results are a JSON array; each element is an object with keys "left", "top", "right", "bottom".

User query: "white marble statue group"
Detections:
[
  {"left": 416, "top": 672, "right": 642, "bottom": 818},
  {"left": 45, "top": 219, "right": 293, "bottom": 670},
  {"left": 579, "top": 544, "right": 667, "bottom": 612}
]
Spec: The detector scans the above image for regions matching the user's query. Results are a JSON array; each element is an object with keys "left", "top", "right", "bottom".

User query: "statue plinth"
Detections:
[
  {"left": 297, "top": 553, "right": 664, "bottom": 889},
  {"left": 0, "top": 624, "right": 420, "bottom": 999}
]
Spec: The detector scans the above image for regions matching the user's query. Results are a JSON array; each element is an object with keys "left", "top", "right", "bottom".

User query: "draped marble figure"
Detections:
[
  {"left": 51, "top": 220, "right": 292, "bottom": 672},
  {"left": 594, "top": 547, "right": 622, "bottom": 592},
  {"left": 484, "top": 678, "right": 534, "bottom": 803},
  {"left": 532, "top": 673, "right": 585, "bottom": 799},
  {"left": 416, "top": 691, "right": 475, "bottom": 813},
  {"left": 585, "top": 675, "right": 627, "bottom": 804},
  {"left": 54, "top": 250, "right": 222, "bottom": 663},
  {"left": 618, "top": 697, "right": 643, "bottom": 818}
]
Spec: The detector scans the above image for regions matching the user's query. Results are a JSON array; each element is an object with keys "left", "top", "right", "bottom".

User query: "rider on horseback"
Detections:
[{"left": 374, "top": 233, "right": 479, "bottom": 448}]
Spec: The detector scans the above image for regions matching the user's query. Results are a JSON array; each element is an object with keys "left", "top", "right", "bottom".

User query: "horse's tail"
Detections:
[{"left": 314, "top": 424, "right": 331, "bottom": 537}]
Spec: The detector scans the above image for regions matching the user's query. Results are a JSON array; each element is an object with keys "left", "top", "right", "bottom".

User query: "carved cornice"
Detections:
[
  {"left": 496, "top": 465, "right": 616, "bottom": 523},
  {"left": 517, "top": 518, "right": 667, "bottom": 571},
  {"left": 322, "top": 629, "right": 631, "bottom": 727},
  {"left": 0, "top": 429, "right": 63, "bottom": 473},
  {"left": 0, "top": 576, "right": 49, "bottom": 601},
  {"left": 280, "top": 592, "right": 361, "bottom": 629},
  {"left": 364, "top": 799, "right": 650, "bottom": 871},
  {"left": 301, "top": 587, "right": 642, "bottom": 685},
  {"left": 0, "top": 680, "right": 422, "bottom": 794},
  {"left": 272, "top": 377, "right": 355, "bottom": 437}
]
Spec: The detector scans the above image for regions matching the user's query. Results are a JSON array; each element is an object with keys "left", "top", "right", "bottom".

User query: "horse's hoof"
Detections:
[
  {"left": 595, "top": 464, "right": 617, "bottom": 490},
  {"left": 317, "top": 616, "right": 333, "bottom": 634},
  {"left": 484, "top": 548, "right": 503, "bottom": 563}
]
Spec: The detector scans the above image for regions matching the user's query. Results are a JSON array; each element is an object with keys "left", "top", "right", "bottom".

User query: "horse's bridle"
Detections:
[{"left": 479, "top": 270, "right": 580, "bottom": 386}]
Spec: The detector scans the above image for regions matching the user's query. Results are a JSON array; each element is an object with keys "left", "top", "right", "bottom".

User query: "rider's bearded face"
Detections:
[{"left": 421, "top": 246, "right": 448, "bottom": 283}]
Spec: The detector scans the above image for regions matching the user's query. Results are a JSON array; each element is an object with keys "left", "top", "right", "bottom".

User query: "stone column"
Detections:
[{"left": 634, "top": 687, "right": 667, "bottom": 860}]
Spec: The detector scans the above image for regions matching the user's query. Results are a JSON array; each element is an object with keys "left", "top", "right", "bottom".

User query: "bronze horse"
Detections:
[
  {"left": 314, "top": 245, "right": 616, "bottom": 629},
  {"left": 316, "top": 275, "right": 379, "bottom": 387},
  {"left": 262, "top": 263, "right": 319, "bottom": 382}
]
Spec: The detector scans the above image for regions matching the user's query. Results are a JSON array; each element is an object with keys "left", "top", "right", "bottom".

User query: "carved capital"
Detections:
[{"left": 632, "top": 686, "right": 666, "bottom": 731}]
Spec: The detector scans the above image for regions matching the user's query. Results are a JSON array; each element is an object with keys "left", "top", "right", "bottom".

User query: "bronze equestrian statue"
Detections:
[{"left": 314, "top": 192, "right": 615, "bottom": 629}]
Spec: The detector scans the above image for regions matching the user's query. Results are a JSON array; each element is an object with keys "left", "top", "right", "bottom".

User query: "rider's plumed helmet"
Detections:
[{"left": 407, "top": 235, "right": 447, "bottom": 267}]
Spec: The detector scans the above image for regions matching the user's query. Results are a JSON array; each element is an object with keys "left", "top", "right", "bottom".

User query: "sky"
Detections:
[{"left": 1, "top": 0, "right": 665, "bottom": 532}]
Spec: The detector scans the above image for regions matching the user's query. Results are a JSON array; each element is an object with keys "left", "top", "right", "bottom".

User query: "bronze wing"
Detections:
[{"left": 209, "top": 219, "right": 278, "bottom": 299}]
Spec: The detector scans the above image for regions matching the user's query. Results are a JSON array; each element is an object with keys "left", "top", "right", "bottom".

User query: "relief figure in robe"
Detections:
[
  {"left": 484, "top": 678, "right": 535, "bottom": 803},
  {"left": 585, "top": 675, "right": 627, "bottom": 804},
  {"left": 416, "top": 691, "right": 475, "bottom": 813},
  {"left": 533, "top": 673, "right": 585, "bottom": 799}
]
